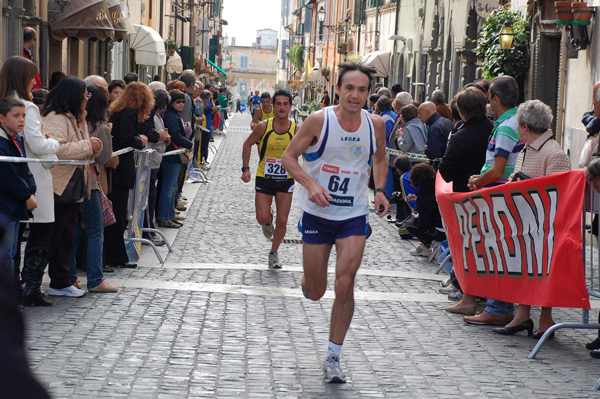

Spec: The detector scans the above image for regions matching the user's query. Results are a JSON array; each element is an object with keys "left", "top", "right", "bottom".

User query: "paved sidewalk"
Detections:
[{"left": 23, "top": 114, "right": 600, "bottom": 398}]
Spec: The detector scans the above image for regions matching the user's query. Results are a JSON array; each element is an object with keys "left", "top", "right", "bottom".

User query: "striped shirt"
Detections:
[{"left": 480, "top": 108, "right": 525, "bottom": 183}]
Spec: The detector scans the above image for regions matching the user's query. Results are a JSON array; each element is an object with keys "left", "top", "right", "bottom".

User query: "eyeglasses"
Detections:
[{"left": 175, "top": 100, "right": 185, "bottom": 104}]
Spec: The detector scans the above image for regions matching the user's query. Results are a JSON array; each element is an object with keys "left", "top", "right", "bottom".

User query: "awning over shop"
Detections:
[
  {"left": 107, "top": 0, "right": 127, "bottom": 42},
  {"left": 359, "top": 51, "right": 391, "bottom": 78},
  {"left": 48, "top": 0, "right": 115, "bottom": 41},
  {"left": 301, "top": 67, "right": 321, "bottom": 83},
  {"left": 207, "top": 59, "right": 227, "bottom": 76},
  {"left": 129, "top": 24, "right": 166, "bottom": 66},
  {"left": 166, "top": 52, "right": 183, "bottom": 74}
]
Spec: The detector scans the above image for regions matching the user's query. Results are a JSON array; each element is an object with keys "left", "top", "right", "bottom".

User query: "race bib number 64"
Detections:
[{"left": 317, "top": 163, "right": 360, "bottom": 207}]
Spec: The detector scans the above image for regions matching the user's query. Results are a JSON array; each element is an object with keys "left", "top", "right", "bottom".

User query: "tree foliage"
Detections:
[{"left": 474, "top": 6, "right": 531, "bottom": 80}]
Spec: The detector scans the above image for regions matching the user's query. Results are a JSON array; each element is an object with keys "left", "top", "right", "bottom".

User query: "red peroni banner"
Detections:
[{"left": 436, "top": 170, "right": 590, "bottom": 309}]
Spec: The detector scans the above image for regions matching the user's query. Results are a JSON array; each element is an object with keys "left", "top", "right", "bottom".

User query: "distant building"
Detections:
[{"left": 223, "top": 29, "right": 278, "bottom": 105}]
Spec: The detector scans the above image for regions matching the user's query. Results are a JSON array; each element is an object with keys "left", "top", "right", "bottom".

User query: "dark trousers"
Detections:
[
  {"left": 406, "top": 225, "right": 446, "bottom": 247},
  {"left": 104, "top": 184, "right": 130, "bottom": 265},
  {"left": 23, "top": 222, "right": 53, "bottom": 283},
  {"left": 144, "top": 168, "right": 159, "bottom": 234},
  {"left": 200, "top": 130, "right": 210, "bottom": 162},
  {"left": 47, "top": 203, "right": 80, "bottom": 289}
]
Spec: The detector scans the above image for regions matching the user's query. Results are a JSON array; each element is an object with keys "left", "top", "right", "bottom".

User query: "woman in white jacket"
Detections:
[{"left": 0, "top": 56, "right": 59, "bottom": 306}]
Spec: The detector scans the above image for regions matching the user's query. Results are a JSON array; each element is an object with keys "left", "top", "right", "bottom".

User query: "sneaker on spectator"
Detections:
[
  {"left": 178, "top": 197, "right": 188, "bottom": 205},
  {"left": 439, "top": 285, "right": 458, "bottom": 295},
  {"left": 150, "top": 235, "right": 165, "bottom": 246},
  {"left": 158, "top": 220, "right": 181, "bottom": 228},
  {"left": 176, "top": 204, "right": 187, "bottom": 212},
  {"left": 323, "top": 355, "right": 346, "bottom": 383},
  {"left": 48, "top": 285, "right": 85, "bottom": 298},
  {"left": 409, "top": 243, "right": 428, "bottom": 256},
  {"left": 268, "top": 253, "right": 282, "bottom": 269},
  {"left": 88, "top": 279, "right": 118, "bottom": 293},
  {"left": 448, "top": 291, "right": 463, "bottom": 301},
  {"left": 175, "top": 215, "right": 186, "bottom": 221}
]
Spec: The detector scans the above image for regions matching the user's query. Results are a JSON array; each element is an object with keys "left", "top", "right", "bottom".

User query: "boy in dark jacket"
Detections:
[{"left": 0, "top": 97, "right": 37, "bottom": 280}]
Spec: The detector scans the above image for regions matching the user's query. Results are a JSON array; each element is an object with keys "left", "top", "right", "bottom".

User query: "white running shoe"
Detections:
[
  {"left": 268, "top": 253, "right": 282, "bottom": 269},
  {"left": 48, "top": 285, "right": 85, "bottom": 298},
  {"left": 323, "top": 355, "right": 346, "bottom": 383},
  {"left": 261, "top": 211, "right": 274, "bottom": 239},
  {"left": 409, "top": 243, "right": 428, "bottom": 256}
]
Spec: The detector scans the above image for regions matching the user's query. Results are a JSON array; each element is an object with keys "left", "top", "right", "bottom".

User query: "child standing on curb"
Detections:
[{"left": 0, "top": 96, "right": 37, "bottom": 281}]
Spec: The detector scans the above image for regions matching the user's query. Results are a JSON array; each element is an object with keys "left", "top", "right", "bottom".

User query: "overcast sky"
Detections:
[{"left": 222, "top": 0, "right": 281, "bottom": 46}]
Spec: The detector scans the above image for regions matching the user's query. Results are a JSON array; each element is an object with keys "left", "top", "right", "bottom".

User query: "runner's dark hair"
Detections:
[
  {"left": 336, "top": 62, "right": 375, "bottom": 88},
  {"left": 261, "top": 92, "right": 271, "bottom": 99},
  {"left": 273, "top": 89, "right": 292, "bottom": 104}
]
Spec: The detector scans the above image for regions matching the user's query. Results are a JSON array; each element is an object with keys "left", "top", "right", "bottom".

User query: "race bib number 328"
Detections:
[
  {"left": 265, "top": 157, "right": 287, "bottom": 180},
  {"left": 317, "top": 163, "right": 360, "bottom": 207}
]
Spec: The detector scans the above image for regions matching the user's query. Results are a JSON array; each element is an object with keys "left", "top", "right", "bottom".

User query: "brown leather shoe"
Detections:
[
  {"left": 463, "top": 310, "right": 509, "bottom": 326},
  {"left": 445, "top": 303, "right": 477, "bottom": 315}
]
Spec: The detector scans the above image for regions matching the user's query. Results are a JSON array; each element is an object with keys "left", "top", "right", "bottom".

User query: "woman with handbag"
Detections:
[
  {"left": 42, "top": 76, "right": 102, "bottom": 297},
  {"left": 66, "top": 84, "right": 118, "bottom": 292},
  {"left": 157, "top": 90, "right": 193, "bottom": 228},
  {"left": 104, "top": 82, "right": 151, "bottom": 269},
  {"left": 0, "top": 56, "right": 59, "bottom": 306}
]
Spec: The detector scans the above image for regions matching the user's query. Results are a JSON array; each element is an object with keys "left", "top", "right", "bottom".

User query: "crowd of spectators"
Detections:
[
  {"left": 0, "top": 55, "right": 229, "bottom": 305},
  {"left": 378, "top": 75, "right": 577, "bottom": 342}
]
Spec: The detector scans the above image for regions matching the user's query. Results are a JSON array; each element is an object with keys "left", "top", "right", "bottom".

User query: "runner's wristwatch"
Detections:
[
  {"left": 241, "top": 167, "right": 250, "bottom": 172},
  {"left": 375, "top": 188, "right": 387, "bottom": 196}
]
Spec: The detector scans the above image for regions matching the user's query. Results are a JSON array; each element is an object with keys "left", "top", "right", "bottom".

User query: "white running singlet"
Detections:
[{"left": 295, "top": 107, "right": 376, "bottom": 221}]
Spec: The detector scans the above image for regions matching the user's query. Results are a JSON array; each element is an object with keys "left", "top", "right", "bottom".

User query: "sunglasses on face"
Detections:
[{"left": 175, "top": 100, "right": 185, "bottom": 104}]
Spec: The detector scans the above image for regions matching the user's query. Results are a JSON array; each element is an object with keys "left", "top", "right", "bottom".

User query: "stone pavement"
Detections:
[{"left": 22, "top": 113, "right": 600, "bottom": 398}]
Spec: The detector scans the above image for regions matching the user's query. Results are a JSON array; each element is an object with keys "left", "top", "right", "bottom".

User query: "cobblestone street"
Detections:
[{"left": 23, "top": 114, "right": 600, "bottom": 398}]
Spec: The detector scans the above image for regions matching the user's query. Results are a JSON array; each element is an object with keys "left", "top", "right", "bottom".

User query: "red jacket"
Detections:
[{"left": 22, "top": 48, "right": 42, "bottom": 89}]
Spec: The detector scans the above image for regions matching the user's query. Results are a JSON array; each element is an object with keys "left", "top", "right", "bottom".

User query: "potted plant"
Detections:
[
  {"left": 572, "top": 1, "right": 594, "bottom": 23},
  {"left": 165, "top": 39, "right": 178, "bottom": 56},
  {"left": 193, "top": 55, "right": 203, "bottom": 72},
  {"left": 321, "top": 67, "right": 330, "bottom": 77},
  {"left": 337, "top": 41, "right": 348, "bottom": 54}
]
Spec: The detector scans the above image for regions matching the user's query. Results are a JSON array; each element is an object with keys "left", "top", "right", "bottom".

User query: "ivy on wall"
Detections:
[{"left": 474, "top": 6, "right": 531, "bottom": 80}]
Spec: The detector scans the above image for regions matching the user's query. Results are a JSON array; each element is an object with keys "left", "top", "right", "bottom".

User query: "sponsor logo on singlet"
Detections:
[{"left": 350, "top": 145, "right": 366, "bottom": 157}]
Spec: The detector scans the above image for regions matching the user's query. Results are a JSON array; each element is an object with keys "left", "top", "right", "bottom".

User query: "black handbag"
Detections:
[{"left": 54, "top": 166, "right": 85, "bottom": 204}]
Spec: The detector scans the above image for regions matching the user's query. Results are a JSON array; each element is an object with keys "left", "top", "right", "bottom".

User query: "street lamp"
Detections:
[
  {"left": 318, "top": 6, "right": 326, "bottom": 23},
  {"left": 499, "top": 22, "right": 515, "bottom": 50},
  {"left": 55, "top": 0, "right": 70, "bottom": 12}
]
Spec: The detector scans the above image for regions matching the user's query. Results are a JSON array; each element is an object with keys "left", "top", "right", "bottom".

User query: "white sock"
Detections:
[{"left": 326, "top": 341, "right": 342, "bottom": 360}]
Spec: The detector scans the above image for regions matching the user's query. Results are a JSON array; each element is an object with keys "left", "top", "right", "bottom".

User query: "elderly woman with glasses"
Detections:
[
  {"left": 492, "top": 99, "right": 571, "bottom": 339},
  {"left": 157, "top": 90, "right": 193, "bottom": 228}
]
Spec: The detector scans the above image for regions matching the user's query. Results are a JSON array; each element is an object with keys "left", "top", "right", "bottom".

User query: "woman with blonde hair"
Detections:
[
  {"left": 0, "top": 56, "right": 60, "bottom": 305},
  {"left": 104, "top": 82, "right": 152, "bottom": 269}
]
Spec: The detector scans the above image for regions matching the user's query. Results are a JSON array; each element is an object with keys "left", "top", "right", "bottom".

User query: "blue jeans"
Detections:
[
  {"left": 1, "top": 221, "right": 19, "bottom": 280},
  {"left": 157, "top": 162, "right": 180, "bottom": 221},
  {"left": 69, "top": 190, "right": 104, "bottom": 289},
  {"left": 485, "top": 299, "right": 515, "bottom": 317}
]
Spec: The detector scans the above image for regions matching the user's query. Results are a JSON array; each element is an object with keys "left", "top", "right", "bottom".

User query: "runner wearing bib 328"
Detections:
[{"left": 242, "top": 89, "right": 296, "bottom": 269}]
